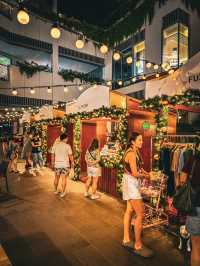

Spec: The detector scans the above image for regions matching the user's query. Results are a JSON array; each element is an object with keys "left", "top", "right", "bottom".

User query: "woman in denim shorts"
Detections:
[{"left": 181, "top": 140, "right": 200, "bottom": 266}]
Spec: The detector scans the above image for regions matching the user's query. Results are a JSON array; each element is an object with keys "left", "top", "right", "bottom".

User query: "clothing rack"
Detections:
[{"left": 163, "top": 135, "right": 200, "bottom": 143}]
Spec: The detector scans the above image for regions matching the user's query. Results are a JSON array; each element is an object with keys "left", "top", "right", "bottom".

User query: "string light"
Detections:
[
  {"left": 12, "top": 108, "right": 15, "bottom": 111},
  {"left": 64, "top": 86, "right": 69, "bottom": 93},
  {"left": 126, "top": 56, "right": 132, "bottom": 64},
  {"left": 132, "top": 77, "right": 136, "bottom": 82},
  {"left": 153, "top": 64, "right": 159, "bottom": 70},
  {"left": 146, "top": 62, "right": 152, "bottom": 68},
  {"left": 47, "top": 86, "right": 52, "bottom": 93},
  {"left": 17, "top": 9, "right": 30, "bottom": 25},
  {"left": 30, "top": 88, "right": 35, "bottom": 94},
  {"left": 75, "top": 38, "right": 84, "bottom": 49},
  {"left": 50, "top": 25, "right": 61, "bottom": 39},
  {"left": 118, "top": 80, "right": 123, "bottom": 86},
  {"left": 113, "top": 52, "right": 121, "bottom": 61},
  {"left": 100, "top": 44, "right": 108, "bottom": 54},
  {"left": 106, "top": 81, "right": 112, "bottom": 86},
  {"left": 12, "top": 89, "right": 18, "bottom": 95}
]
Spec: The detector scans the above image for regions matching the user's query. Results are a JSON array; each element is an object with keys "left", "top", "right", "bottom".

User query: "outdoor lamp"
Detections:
[
  {"left": 100, "top": 44, "right": 108, "bottom": 54},
  {"left": 17, "top": 9, "right": 30, "bottom": 25},
  {"left": 50, "top": 25, "right": 61, "bottom": 39}
]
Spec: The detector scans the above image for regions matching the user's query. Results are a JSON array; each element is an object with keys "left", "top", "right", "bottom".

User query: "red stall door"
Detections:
[{"left": 81, "top": 123, "right": 97, "bottom": 173}]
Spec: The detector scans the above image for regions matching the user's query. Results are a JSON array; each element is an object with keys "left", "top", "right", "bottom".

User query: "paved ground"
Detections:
[{"left": 0, "top": 169, "right": 188, "bottom": 266}]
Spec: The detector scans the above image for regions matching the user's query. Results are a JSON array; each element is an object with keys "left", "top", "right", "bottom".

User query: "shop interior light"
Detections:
[
  {"left": 64, "top": 86, "right": 69, "bottom": 93},
  {"left": 30, "top": 88, "right": 35, "bottom": 94},
  {"left": 12, "top": 89, "right": 18, "bottom": 95},
  {"left": 156, "top": 73, "right": 160, "bottom": 78},
  {"left": 50, "top": 24, "right": 61, "bottom": 39},
  {"left": 47, "top": 86, "right": 52, "bottom": 93},
  {"left": 153, "top": 64, "right": 159, "bottom": 70},
  {"left": 113, "top": 52, "right": 121, "bottom": 61},
  {"left": 100, "top": 44, "right": 108, "bottom": 54},
  {"left": 17, "top": 9, "right": 30, "bottom": 25},
  {"left": 132, "top": 77, "right": 136, "bottom": 82},
  {"left": 126, "top": 56, "right": 133, "bottom": 64},
  {"left": 75, "top": 37, "right": 84, "bottom": 49},
  {"left": 146, "top": 62, "right": 152, "bottom": 68}
]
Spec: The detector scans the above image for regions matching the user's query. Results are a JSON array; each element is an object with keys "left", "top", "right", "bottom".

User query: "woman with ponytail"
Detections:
[{"left": 122, "top": 132, "right": 154, "bottom": 258}]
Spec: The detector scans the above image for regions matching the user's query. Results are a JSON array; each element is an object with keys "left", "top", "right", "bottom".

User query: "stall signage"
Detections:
[
  {"left": 188, "top": 73, "right": 200, "bottom": 83},
  {"left": 142, "top": 121, "right": 150, "bottom": 130}
]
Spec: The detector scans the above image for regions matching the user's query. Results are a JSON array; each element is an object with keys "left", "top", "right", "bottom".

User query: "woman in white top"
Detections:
[{"left": 85, "top": 139, "right": 101, "bottom": 200}]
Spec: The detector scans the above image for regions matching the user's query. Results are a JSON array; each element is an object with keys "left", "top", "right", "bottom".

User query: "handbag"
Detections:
[{"left": 173, "top": 160, "right": 199, "bottom": 215}]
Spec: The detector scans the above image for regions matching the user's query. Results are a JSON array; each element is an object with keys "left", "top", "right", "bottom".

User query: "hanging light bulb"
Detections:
[
  {"left": 75, "top": 37, "right": 84, "bottom": 49},
  {"left": 132, "top": 77, "right": 136, "bottom": 82},
  {"left": 50, "top": 24, "right": 61, "bottom": 39},
  {"left": 30, "top": 88, "right": 35, "bottom": 94},
  {"left": 118, "top": 80, "right": 123, "bottom": 86},
  {"left": 126, "top": 56, "right": 133, "bottom": 64},
  {"left": 146, "top": 62, "right": 152, "bottom": 68},
  {"left": 47, "top": 86, "right": 52, "bottom": 93},
  {"left": 106, "top": 81, "right": 112, "bottom": 86},
  {"left": 153, "top": 64, "right": 159, "bottom": 70},
  {"left": 100, "top": 44, "right": 108, "bottom": 54},
  {"left": 156, "top": 73, "right": 160, "bottom": 78},
  {"left": 113, "top": 52, "right": 121, "bottom": 61},
  {"left": 17, "top": 8, "right": 30, "bottom": 25},
  {"left": 12, "top": 89, "right": 18, "bottom": 95},
  {"left": 64, "top": 86, "right": 69, "bottom": 93},
  {"left": 12, "top": 108, "right": 15, "bottom": 111}
]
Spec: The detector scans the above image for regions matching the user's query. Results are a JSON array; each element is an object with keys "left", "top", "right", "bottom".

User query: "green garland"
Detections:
[
  {"left": 58, "top": 69, "right": 104, "bottom": 84},
  {"left": 141, "top": 89, "right": 200, "bottom": 169},
  {"left": 17, "top": 61, "right": 50, "bottom": 78}
]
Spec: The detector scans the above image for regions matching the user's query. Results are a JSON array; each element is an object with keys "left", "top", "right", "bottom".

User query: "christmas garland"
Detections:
[
  {"left": 17, "top": 61, "right": 50, "bottom": 78},
  {"left": 141, "top": 89, "right": 200, "bottom": 169},
  {"left": 58, "top": 69, "right": 104, "bottom": 84}
]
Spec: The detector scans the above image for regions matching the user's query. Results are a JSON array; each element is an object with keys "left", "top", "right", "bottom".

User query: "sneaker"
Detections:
[
  {"left": 90, "top": 194, "right": 100, "bottom": 200},
  {"left": 60, "top": 192, "right": 67, "bottom": 198},
  {"left": 84, "top": 192, "right": 90, "bottom": 197},
  {"left": 54, "top": 190, "right": 60, "bottom": 195}
]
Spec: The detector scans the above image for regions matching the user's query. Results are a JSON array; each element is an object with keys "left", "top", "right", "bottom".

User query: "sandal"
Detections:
[
  {"left": 122, "top": 240, "right": 134, "bottom": 250},
  {"left": 133, "top": 245, "right": 154, "bottom": 258}
]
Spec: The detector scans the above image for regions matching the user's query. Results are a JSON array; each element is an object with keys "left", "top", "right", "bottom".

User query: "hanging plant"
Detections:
[
  {"left": 17, "top": 61, "right": 50, "bottom": 78},
  {"left": 58, "top": 69, "right": 104, "bottom": 84}
]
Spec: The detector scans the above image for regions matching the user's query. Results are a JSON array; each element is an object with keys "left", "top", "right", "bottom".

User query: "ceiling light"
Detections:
[
  {"left": 64, "top": 86, "right": 69, "bottom": 93},
  {"left": 50, "top": 25, "right": 61, "bottom": 39},
  {"left": 118, "top": 80, "right": 122, "bottom": 86},
  {"left": 100, "top": 44, "right": 108, "bottom": 54},
  {"left": 76, "top": 38, "right": 84, "bottom": 49},
  {"left": 113, "top": 52, "right": 121, "bottom": 61},
  {"left": 132, "top": 77, "right": 136, "bottom": 82},
  {"left": 30, "top": 88, "right": 35, "bottom": 94},
  {"left": 12, "top": 89, "right": 18, "bottom": 95},
  {"left": 153, "top": 64, "right": 159, "bottom": 70},
  {"left": 146, "top": 62, "right": 152, "bottom": 68},
  {"left": 126, "top": 56, "right": 133, "bottom": 64},
  {"left": 17, "top": 9, "right": 30, "bottom": 25},
  {"left": 47, "top": 86, "right": 52, "bottom": 93}
]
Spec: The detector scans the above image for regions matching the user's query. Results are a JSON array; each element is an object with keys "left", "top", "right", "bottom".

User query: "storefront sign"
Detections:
[{"left": 188, "top": 73, "right": 200, "bottom": 83}]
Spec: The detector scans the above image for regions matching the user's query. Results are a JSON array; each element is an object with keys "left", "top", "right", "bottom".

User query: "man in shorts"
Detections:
[{"left": 51, "top": 133, "right": 74, "bottom": 198}]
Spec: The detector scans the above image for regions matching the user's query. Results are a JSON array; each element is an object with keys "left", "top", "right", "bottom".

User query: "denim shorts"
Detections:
[{"left": 186, "top": 207, "right": 200, "bottom": 236}]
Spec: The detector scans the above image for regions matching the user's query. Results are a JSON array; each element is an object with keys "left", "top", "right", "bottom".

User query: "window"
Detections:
[
  {"left": 122, "top": 49, "right": 133, "bottom": 80},
  {"left": 179, "top": 24, "right": 188, "bottom": 65},
  {"left": 133, "top": 41, "right": 145, "bottom": 75}
]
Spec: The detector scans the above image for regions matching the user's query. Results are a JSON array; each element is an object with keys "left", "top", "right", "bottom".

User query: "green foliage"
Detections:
[{"left": 17, "top": 61, "right": 50, "bottom": 78}]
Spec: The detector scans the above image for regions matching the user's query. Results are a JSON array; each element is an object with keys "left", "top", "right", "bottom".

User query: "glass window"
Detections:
[
  {"left": 162, "top": 23, "right": 188, "bottom": 67},
  {"left": 122, "top": 49, "right": 132, "bottom": 80},
  {"left": 133, "top": 41, "right": 145, "bottom": 75}
]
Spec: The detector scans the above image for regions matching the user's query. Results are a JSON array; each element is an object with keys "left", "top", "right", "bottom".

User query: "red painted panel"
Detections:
[
  {"left": 81, "top": 122, "right": 97, "bottom": 172},
  {"left": 98, "top": 168, "right": 117, "bottom": 197}
]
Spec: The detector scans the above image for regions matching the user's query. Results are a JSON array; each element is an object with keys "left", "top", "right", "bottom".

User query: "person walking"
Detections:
[
  {"left": 180, "top": 140, "right": 200, "bottom": 266},
  {"left": 21, "top": 132, "right": 32, "bottom": 169},
  {"left": 51, "top": 133, "right": 74, "bottom": 198},
  {"left": 122, "top": 132, "right": 153, "bottom": 258},
  {"left": 84, "top": 138, "right": 101, "bottom": 200},
  {"left": 30, "top": 131, "right": 44, "bottom": 176}
]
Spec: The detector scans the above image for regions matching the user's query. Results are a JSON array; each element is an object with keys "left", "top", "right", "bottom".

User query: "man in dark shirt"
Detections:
[
  {"left": 180, "top": 140, "right": 200, "bottom": 266},
  {"left": 30, "top": 132, "right": 44, "bottom": 176}
]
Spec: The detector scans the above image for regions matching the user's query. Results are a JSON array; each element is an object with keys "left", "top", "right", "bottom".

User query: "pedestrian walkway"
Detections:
[{"left": 0, "top": 169, "right": 188, "bottom": 266}]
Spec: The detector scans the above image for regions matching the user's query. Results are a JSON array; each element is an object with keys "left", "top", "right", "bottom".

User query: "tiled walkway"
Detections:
[{"left": 0, "top": 169, "right": 188, "bottom": 266}]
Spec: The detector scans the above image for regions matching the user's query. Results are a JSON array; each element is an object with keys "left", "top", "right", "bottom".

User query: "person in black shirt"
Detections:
[
  {"left": 30, "top": 132, "right": 44, "bottom": 175},
  {"left": 180, "top": 140, "right": 200, "bottom": 266}
]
